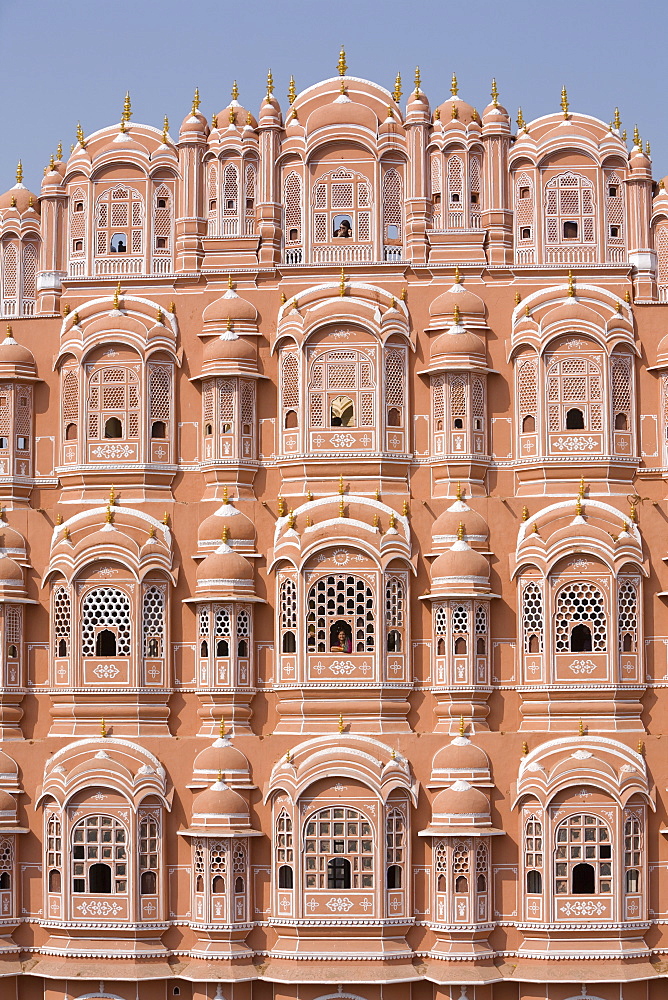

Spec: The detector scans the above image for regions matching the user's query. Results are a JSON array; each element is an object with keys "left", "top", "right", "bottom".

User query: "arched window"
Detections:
[
  {"left": 139, "top": 814, "right": 159, "bottom": 894},
  {"left": 276, "top": 810, "right": 294, "bottom": 888},
  {"left": 452, "top": 604, "right": 469, "bottom": 655},
  {"left": 469, "top": 155, "right": 482, "bottom": 227},
  {"left": 309, "top": 349, "right": 375, "bottom": 437},
  {"left": 611, "top": 353, "right": 632, "bottom": 439},
  {"left": 281, "top": 353, "right": 300, "bottom": 429},
  {"left": 95, "top": 629, "right": 117, "bottom": 656},
  {"left": 0, "top": 240, "right": 18, "bottom": 314},
  {"left": 605, "top": 172, "right": 626, "bottom": 261},
  {"left": 69, "top": 188, "right": 87, "bottom": 263},
  {"left": 52, "top": 582, "right": 71, "bottom": 659},
  {"left": 624, "top": 814, "right": 641, "bottom": 893},
  {"left": 71, "top": 814, "right": 128, "bottom": 893},
  {"left": 525, "top": 815, "right": 543, "bottom": 894},
  {"left": 384, "top": 348, "right": 405, "bottom": 428},
  {"left": 214, "top": 607, "right": 231, "bottom": 658},
  {"left": 554, "top": 814, "right": 612, "bottom": 895},
  {"left": 304, "top": 807, "right": 373, "bottom": 889},
  {"left": 430, "top": 155, "right": 442, "bottom": 228},
  {"left": 434, "top": 840, "right": 447, "bottom": 894},
  {"left": 452, "top": 842, "right": 470, "bottom": 892},
  {"left": 385, "top": 577, "right": 406, "bottom": 653},
  {"left": 475, "top": 604, "right": 488, "bottom": 655},
  {"left": 555, "top": 582, "right": 607, "bottom": 653},
  {"left": 547, "top": 356, "right": 602, "bottom": 436},
  {"left": 386, "top": 807, "right": 405, "bottom": 888},
  {"left": 279, "top": 579, "right": 297, "bottom": 653},
  {"left": 148, "top": 364, "right": 172, "bottom": 446},
  {"left": 46, "top": 814, "right": 62, "bottom": 893},
  {"left": 142, "top": 585, "right": 165, "bottom": 659},
  {"left": 0, "top": 841, "right": 12, "bottom": 896},
  {"left": 236, "top": 609, "right": 250, "bottom": 659},
  {"left": 446, "top": 155, "right": 464, "bottom": 228},
  {"left": 283, "top": 171, "right": 303, "bottom": 254},
  {"left": 312, "top": 166, "right": 373, "bottom": 255},
  {"left": 475, "top": 842, "right": 488, "bottom": 899},
  {"left": 517, "top": 356, "right": 538, "bottom": 442},
  {"left": 515, "top": 172, "right": 535, "bottom": 259},
  {"left": 244, "top": 163, "right": 257, "bottom": 234},
  {"left": 382, "top": 168, "right": 403, "bottom": 252},
  {"left": 210, "top": 841, "right": 227, "bottom": 899},
  {"left": 222, "top": 164, "right": 240, "bottom": 235},
  {"left": 194, "top": 841, "right": 205, "bottom": 894},
  {"left": 330, "top": 395, "right": 354, "bottom": 427},
  {"left": 434, "top": 605, "right": 447, "bottom": 658},
  {"left": 81, "top": 588, "right": 131, "bottom": 657},
  {"left": 544, "top": 172, "right": 596, "bottom": 248},
  {"left": 88, "top": 366, "right": 141, "bottom": 448},
  {"left": 62, "top": 369, "right": 79, "bottom": 449},
  {"left": 307, "top": 574, "right": 375, "bottom": 654},
  {"left": 152, "top": 184, "right": 173, "bottom": 265}
]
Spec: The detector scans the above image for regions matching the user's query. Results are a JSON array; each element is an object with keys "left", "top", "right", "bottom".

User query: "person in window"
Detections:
[
  {"left": 307, "top": 625, "right": 316, "bottom": 650},
  {"left": 330, "top": 627, "right": 352, "bottom": 653},
  {"left": 335, "top": 220, "right": 352, "bottom": 238}
]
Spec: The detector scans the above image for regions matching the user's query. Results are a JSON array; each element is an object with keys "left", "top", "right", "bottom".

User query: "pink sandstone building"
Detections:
[{"left": 0, "top": 55, "right": 667, "bottom": 1000}]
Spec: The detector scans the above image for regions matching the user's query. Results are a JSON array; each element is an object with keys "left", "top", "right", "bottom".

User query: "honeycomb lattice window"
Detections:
[
  {"left": 307, "top": 574, "right": 375, "bottom": 653},
  {"left": 475, "top": 604, "right": 487, "bottom": 638},
  {"left": 522, "top": 582, "right": 544, "bottom": 652},
  {"left": 210, "top": 840, "right": 227, "bottom": 879},
  {"left": 232, "top": 840, "right": 246, "bottom": 875},
  {"left": 194, "top": 840, "right": 205, "bottom": 881},
  {"left": 618, "top": 579, "right": 638, "bottom": 652},
  {"left": 452, "top": 842, "right": 470, "bottom": 890},
  {"left": 279, "top": 579, "right": 297, "bottom": 632},
  {"left": 95, "top": 185, "right": 144, "bottom": 256},
  {"left": 1, "top": 242, "right": 17, "bottom": 300},
  {"left": 214, "top": 606, "right": 231, "bottom": 645},
  {"left": 149, "top": 365, "right": 171, "bottom": 422},
  {"left": 71, "top": 814, "right": 128, "bottom": 893},
  {"left": 81, "top": 587, "right": 131, "bottom": 657},
  {"left": 0, "top": 838, "right": 13, "bottom": 883},
  {"left": 547, "top": 356, "right": 602, "bottom": 434},
  {"left": 434, "top": 605, "right": 447, "bottom": 638},
  {"left": 87, "top": 367, "right": 141, "bottom": 442},
  {"left": 452, "top": 604, "right": 469, "bottom": 640},
  {"left": 611, "top": 355, "right": 632, "bottom": 429},
  {"left": 198, "top": 606, "right": 210, "bottom": 638},
  {"left": 385, "top": 577, "right": 405, "bottom": 628},
  {"left": 555, "top": 581, "right": 607, "bottom": 652},
  {"left": 435, "top": 840, "right": 447, "bottom": 878},
  {"left": 310, "top": 166, "right": 374, "bottom": 242},
  {"left": 142, "top": 585, "right": 165, "bottom": 657},
  {"left": 69, "top": 188, "right": 87, "bottom": 257},
  {"left": 517, "top": 357, "right": 538, "bottom": 428},
  {"left": 308, "top": 350, "right": 376, "bottom": 430},
  {"left": 657, "top": 225, "right": 668, "bottom": 288},
  {"left": 555, "top": 813, "right": 612, "bottom": 894},
  {"left": 282, "top": 354, "right": 299, "bottom": 411},
  {"left": 475, "top": 842, "right": 488, "bottom": 881},
  {"left": 304, "top": 806, "right": 374, "bottom": 889},
  {"left": 53, "top": 586, "right": 71, "bottom": 654},
  {"left": 544, "top": 172, "right": 596, "bottom": 244},
  {"left": 152, "top": 184, "right": 172, "bottom": 253},
  {"left": 283, "top": 171, "right": 302, "bottom": 243},
  {"left": 382, "top": 169, "right": 403, "bottom": 241},
  {"left": 22, "top": 244, "right": 37, "bottom": 300},
  {"left": 384, "top": 349, "right": 405, "bottom": 410},
  {"left": 63, "top": 370, "right": 79, "bottom": 432}
]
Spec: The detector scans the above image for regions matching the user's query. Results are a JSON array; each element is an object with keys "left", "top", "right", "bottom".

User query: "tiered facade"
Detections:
[{"left": 0, "top": 61, "right": 668, "bottom": 1000}]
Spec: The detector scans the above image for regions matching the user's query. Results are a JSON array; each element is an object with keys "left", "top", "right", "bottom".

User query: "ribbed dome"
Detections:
[
  {"left": 0, "top": 183, "right": 38, "bottom": 213},
  {"left": 431, "top": 736, "right": 491, "bottom": 786},
  {"left": 0, "top": 330, "right": 36, "bottom": 370},
  {"left": 430, "top": 281, "right": 486, "bottom": 321},
  {"left": 193, "top": 737, "right": 251, "bottom": 786},
  {"left": 216, "top": 102, "right": 257, "bottom": 130},
  {"left": 0, "top": 556, "right": 24, "bottom": 583},
  {"left": 435, "top": 97, "right": 477, "bottom": 125},
  {"left": 548, "top": 515, "right": 614, "bottom": 548},
  {"left": 432, "top": 500, "right": 489, "bottom": 549},
  {"left": 431, "top": 538, "right": 490, "bottom": 582},
  {"left": 430, "top": 326, "right": 487, "bottom": 364},
  {"left": 198, "top": 502, "right": 256, "bottom": 547},
  {"left": 196, "top": 541, "right": 253, "bottom": 583},
  {"left": 180, "top": 110, "right": 209, "bottom": 136},
  {"left": 192, "top": 779, "right": 249, "bottom": 827},
  {"left": 307, "top": 94, "right": 377, "bottom": 133},
  {"left": 0, "top": 523, "right": 26, "bottom": 553},
  {"left": 432, "top": 780, "right": 490, "bottom": 822},
  {"left": 0, "top": 789, "right": 16, "bottom": 818},
  {"left": 203, "top": 289, "right": 258, "bottom": 325},
  {"left": 203, "top": 332, "right": 256, "bottom": 364}
]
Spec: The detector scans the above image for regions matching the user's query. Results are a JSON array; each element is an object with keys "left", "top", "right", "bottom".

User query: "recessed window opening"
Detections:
[
  {"left": 110, "top": 233, "right": 127, "bottom": 253},
  {"left": 288, "top": 228, "right": 299, "bottom": 241},
  {"left": 528, "top": 634, "right": 540, "bottom": 653},
  {"left": 386, "top": 223, "right": 399, "bottom": 240},
  {"left": 235, "top": 876, "right": 244, "bottom": 892},
  {"left": 522, "top": 414, "right": 536, "bottom": 433},
  {"left": 73, "top": 240, "right": 83, "bottom": 252},
  {"left": 563, "top": 221, "right": 578, "bottom": 240},
  {"left": 0, "top": 439, "right": 8, "bottom": 450},
  {"left": 205, "top": 423, "right": 213, "bottom": 436},
  {"left": 104, "top": 416, "right": 123, "bottom": 439},
  {"left": 451, "top": 193, "right": 460, "bottom": 203},
  {"left": 610, "top": 225, "right": 621, "bottom": 238},
  {"left": 454, "top": 636, "right": 467, "bottom": 654},
  {"left": 470, "top": 192, "right": 479, "bottom": 204},
  {"left": 16, "top": 437, "right": 27, "bottom": 450},
  {"left": 387, "top": 407, "right": 401, "bottom": 427},
  {"left": 282, "top": 631, "right": 295, "bottom": 653},
  {"left": 626, "top": 868, "right": 639, "bottom": 892},
  {"left": 88, "top": 862, "right": 112, "bottom": 893},
  {"left": 387, "top": 629, "right": 402, "bottom": 652},
  {"left": 520, "top": 227, "right": 531, "bottom": 239},
  {"left": 454, "top": 875, "right": 468, "bottom": 892},
  {"left": 209, "top": 200, "right": 217, "bottom": 211},
  {"left": 572, "top": 862, "right": 595, "bottom": 894},
  {"left": 519, "top": 187, "right": 530, "bottom": 199},
  {"left": 212, "top": 875, "right": 225, "bottom": 893},
  {"left": 74, "top": 201, "right": 84, "bottom": 212},
  {"left": 140, "top": 870, "right": 156, "bottom": 893},
  {"left": 200, "top": 640, "right": 208, "bottom": 656},
  {"left": 237, "top": 639, "right": 248, "bottom": 657},
  {"left": 6, "top": 644, "right": 17, "bottom": 658},
  {"left": 48, "top": 869, "right": 60, "bottom": 892},
  {"left": 453, "top": 417, "right": 464, "bottom": 430},
  {"left": 57, "top": 638, "right": 67, "bottom": 657},
  {"left": 95, "top": 629, "right": 117, "bottom": 657},
  {"left": 216, "top": 638, "right": 229, "bottom": 657},
  {"left": 615, "top": 412, "right": 628, "bottom": 430},
  {"left": 526, "top": 869, "right": 542, "bottom": 893},
  {"left": 608, "top": 185, "right": 618, "bottom": 197},
  {"left": 327, "top": 857, "right": 351, "bottom": 889},
  {"left": 284, "top": 409, "right": 298, "bottom": 429},
  {"left": 332, "top": 215, "right": 353, "bottom": 238},
  {"left": 330, "top": 395, "right": 355, "bottom": 427},
  {"left": 66, "top": 423, "right": 77, "bottom": 440},
  {"left": 565, "top": 407, "right": 585, "bottom": 430},
  {"left": 278, "top": 864, "right": 293, "bottom": 888},
  {"left": 151, "top": 420, "right": 166, "bottom": 438},
  {"left": 157, "top": 198, "right": 167, "bottom": 209},
  {"left": 156, "top": 237, "right": 167, "bottom": 249},
  {"left": 386, "top": 864, "right": 402, "bottom": 888},
  {"left": 476, "top": 637, "right": 486, "bottom": 654},
  {"left": 570, "top": 623, "right": 593, "bottom": 652}
]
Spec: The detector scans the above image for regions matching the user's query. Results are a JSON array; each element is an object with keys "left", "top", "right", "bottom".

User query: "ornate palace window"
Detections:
[
  {"left": 306, "top": 574, "right": 375, "bottom": 654},
  {"left": 71, "top": 814, "right": 128, "bottom": 894},
  {"left": 95, "top": 185, "right": 144, "bottom": 257},
  {"left": 276, "top": 810, "right": 294, "bottom": 889},
  {"left": 139, "top": 814, "right": 159, "bottom": 894},
  {"left": 554, "top": 582, "right": 607, "bottom": 653},
  {"left": 522, "top": 582, "right": 544, "bottom": 653},
  {"left": 385, "top": 807, "right": 405, "bottom": 888},
  {"left": 525, "top": 815, "right": 543, "bottom": 893},
  {"left": 81, "top": 587, "right": 131, "bottom": 658},
  {"left": 279, "top": 579, "right": 298, "bottom": 653},
  {"left": 554, "top": 814, "right": 612, "bottom": 895},
  {"left": 304, "top": 807, "right": 374, "bottom": 889}
]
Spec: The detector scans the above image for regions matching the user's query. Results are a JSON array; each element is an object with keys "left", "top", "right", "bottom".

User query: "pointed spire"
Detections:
[
  {"left": 561, "top": 85, "right": 569, "bottom": 119},
  {"left": 122, "top": 91, "right": 132, "bottom": 123},
  {"left": 453, "top": 303, "right": 461, "bottom": 325},
  {"left": 339, "top": 268, "right": 346, "bottom": 297},
  {"left": 451, "top": 103, "right": 459, "bottom": 120},
  {"left": 614, "top": 106, "right": 621, "bottom": 130},
  {"left": 57, "top": 141, "right": 63, "bottom": 161},
  {"left": 109, "top": 485, "right": 116, "bottom": 506},
  {"left": 218, "top": 717, "right": 227, "bottom": 739},
  {"left": 162, "top": 510, "right": 169, "bottom": 525},
  {"left": 414, "top": 65, "right": 421, "bottom": 94},
  {"left": 338, "top": 45, "right": 347, "bottom": 77},
  {"left": 454, "top": 265, "right": 461, "bottom": 284},
  {"left": 457, "top": 521, "right": 465, "bottom": 542},
  {"left": 113, "top": 282, "right": 121, "bottom": 310},
  {"left": 288, "top": 75, "right": 297, "bottom": 105},
  {"left": 458, "top": 715, "right": 466, "bottom": 736},
  {"left": 191, "top": 87, "right": 201, "bottom": 115},
  {"left": 517, "top": 108, "right": 525, "bottom": 131},
  {"left": 15, "top": 160, "right": 23, "bottom": 184},
  {"left": 76, "top": 122, "right": 86, "bottom": 148},
  {"left": 101, "top": 718, "right": 108, "bottom": 737},
  {"left": 266, "top": 68, "right": 274, "bottom": 99},
  {"left": 230, "top": 80, "right": 239, "bottom": 102},
  {"left": 491, "top": 78, "right": 499, "bottom": 107},
  {"left": 450, "top": 72, "right": 458, "bottom": 97},
  {"left": 633, "top": 124, "right": 640, "bottom": 147},
  {"left": 338, "top": 713, "right": 345, "bottom": 734},
  {"left": 393, "top": 72, "right": 402, "bottom": 103}
]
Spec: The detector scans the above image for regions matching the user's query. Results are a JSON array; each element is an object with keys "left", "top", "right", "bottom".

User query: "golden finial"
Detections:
[
  {"left": 49, "top": 153, "right": 55, "bottom": 170},
  {"left": 227, "top": 274, "right": 234, "bottom": 291},
  {"left": 339, "top": 268, "right": 347, "bottom": 296},
  {"left": 113, "top": 282, "right": 121, "bottom": 310},
  {"left": 229, "top": 106, "right": 236, "bottom": 126},
  {"left": 211, "top": 112, "right": 218, "bottom": 129},
  {"left": 28, "top": 195, "right": 33, "bottom": 207},
  {"left": 221, "top": 525, "right": 229, "bottom": 544},
  {"left": 434, "top": 108, "right": 441, "bottom": 122},
  {"left": 400, "top": 287, "right": 407, "bottom": 301},
  {"left": 162, "top": 511, "right": 169, "bottom": 525},
  {"left": 532, "top": 522, "right": 539, "bottom": 534},
  {"left": 122, "top": 91, "right": 132, "bottom": 123},
  {"left": 148, "top": 525, "right": 156, "bottom": 539},
  {"left": 339, "top": 496, "right": 345, "bottom": 518},
  {"left": 287, "top": 509, "right": 295, "bottom": 529},
  {"left": 633, "top": 124, "right": 640, "bottom": 147},
  {"left": 616, "top": 301, "right": 622, "bottom": 314},
  {"left": 285, "top": 748, "right": 292, "bottom": 763},
  {"left": 622, "top": 129, "right": 627, "bottom": 142},
  {"left": 156, "top": 308, "right": 164, "bottom": 324},
  {"left": 191, "top": 87, "right": 201, "bottom": 114},
  {"left": 561, "top": 85, "right": 569, "bottom": 119},
  {"left": 373, "top": 513, "right": 379, "bottom": 528},
  {"left": 567, "top": 270, "right": 575, "bottom": 297},
  {"left": 10, "top": 194, "right": 16, "bottom": 205},
  {"left": 55, "top": 512, "right": 62, "bottom": 525},
  {"left": 622, "top": 520, "right": 630, "bottom": 532},
  {"left": 629, "top": 498, "right": 636, "bottom": 523},
  {"left": 338, "top": 475, "right": 345, "bottom": 496},
  {"left": 387, "top": 106, "right": 394, "bottom": 119},
  {"left": 389, "top": 510, "right": 396, "bottom": 529},
  {"left": 491, "top": 78, "right": 499, "bottom": 107},
  {"left": 522, "top": 741, "right": 529, "bottom": 755},
  {"left": 109, "top": 485, "right": 116, "bottom": 505},
  {"left": 4, "top": 324, "right": 10, "bottom": 338},
  {"left": 515, "top": 291, "right": 521, "bottom": 305},
  {"left": 231, "top": 80, "right": 239, "bottom": 101},
  {"left": 77, "top": 122, "right": 86, "bottom": 147},
  {"left": 105, "top": 506, "right": 113, "bottom": 524},
  {"left": 402, "top": 499, "right": 409, "bottom": 517},
  {"left": 338, "top": 713, "right": 345, "bottom": 734},
  {"left": 219, "top": 717, "right": 227, "bottom": 739},
  {"left": 63, "top": 526, "right": 70, "bottom": 540},
  {"left": 338, "top": 46, "right": 348, "bottom": 77},
  {"left": 266, "top": 69, "right": 274, "bottom": 99},
  {"left": 307, "top": 490, "right": 313, "bottom": 502},
  {"left": 575, "top": 496, "right": 583, "bottom": 517},
  {"left": 226, "top": 317, "right": 232, "bottom": 332},
  {"left": 119, "top": 117, "right": 126, "bottom": 134},
  {"left": 450, "top": 104, "right": 457, "bottom": 119},
  {"left": 72, "top": 311, "right": 80, "bottom": 326},
  {"left": 453, "top": 303, "right": 461, "bottom": 325},
  {"left": 450, "top": 72, "right": 459, "bottom": 97},
  {"left": 645, "top": 141, "right": 651, "bottom": 156},
  {"left": 414, "top": 66, "right": 421, "bottom": 93},
  {"left": 375, "top": 488, "right": 381, "bottom": 501},
  {"left": 578, "top": 476, "right": 586, "bottom": 498},
  {"left": 277, "top": 496, "right": 286, "bottom": 517},
  {"left": 459, "top": 715, "right": 465, "bottom": 736},
  {"left": 456, "top": 481, "right": 462, "bottom": 500},
  {"left": 454, "top": 265, "right": 461, "bottom": 284},
  {"left": 637, "top": 740, "right": 645, "bottom": 756},
  {"left": 517, "top": 108, "right": 525, "bottom": 131},
  {"left": 162, "top": 115, "right": 169, "bottom": 142},
  {"left": 288, "top": 75, "right": 297, "bottom": 105},
  {"left": 57, "top": 141, "right": 63, "bottom": 160},
  {"left": 522, "top": 505, "right": 529, "bottom": 521},
  {"left": 339, "top": 80, "right": 347, "bottom": 95},
  {"left": 457, "top": 521, "right": 465, "bottom": 541},
  {"left": 280, "top": 291, "right": 287, "bottom": 305},
  {"left": 391, "top": 747, "right": 396, "bottom": 760},
  {"left": 169, "top": 301, "right": 176, "bottom": 314},
  {"left": 578, "top": 718, "right": 585, "bottom": 736},
  {"left": 472, "top": 107, "right": 480, "bottom": 124},
  {"left": 222, "top": 483, "right": 229, "bottom": 505},
  {"left": 63, "top": 304, "right": 71, "bottom": 316},
  {"left": 393, "top": 72, "right": 402, "bottom": 103},
  {"left": 15, "top": 161, "right": 23, "bottom": 184},
  {"left": 660, "top": 179, "right": 666, "bottom": 191},
  {"left": 625, "top": 289, "right": 632, "bottom": 303},
  {"left": 614, "top": 107, "right": 621, "bottom": 130},
  {"left": 101, "top": 718, "right": 107, "bottom": 737},
  {"left": 525, "top": 304, "right": 530, "bottom": 317},
  {"left": 306, "top": 515, "right": 312, "bottom": 527}
]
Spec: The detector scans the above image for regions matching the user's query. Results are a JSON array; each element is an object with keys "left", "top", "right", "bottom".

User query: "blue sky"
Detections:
[{"left": 1, "top": 0, "right": 665, "bottom": 193}]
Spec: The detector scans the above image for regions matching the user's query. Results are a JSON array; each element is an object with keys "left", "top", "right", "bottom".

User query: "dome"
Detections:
[
  {"left": 307, "top": 93, "right": 378, "bottom": 134},
  {"left": 432, "top": 499, "right": 489, "bottom": 550},
  {"left": 0, "top": 789, "right": 16, "bottom": 820},
  {"left": 0, "top": 329, "right": 37, "bottom": 373},
  {"left": 203, "top": 332, "right": 257, "bottom": 365},
  {"left": 548, "top": 514, "right": 615, "bottom": 549},
  {"left": 198, "top": 501, "right": 256, "bottom": 549},
  {"left": 431, "top": 736, "right": 491, "bottom": 787},
  {"left": 430, "top": 325, "right": 487, "bottom": 367},
  {"left": 0, "top": 556, "right": 24, "bottom": 583},
  {"left": 191, "top": 778, "right": 250, "bottom": 828},
  {"left": 0, "top": 523, "right": 26, "bottom": 555},
  {"left": 0, "top": 181, "right": 38, "bottom": 214},
  {"left": 482, "top": 99, "right": 510, "bottom": 126},
  {"left": 193, "top": 736, "right": 251, "bottom": 786},
  {"left": 435, "top": 97, "right": 477, "bottom": 125},
  {"left": 202, "top": 289, "right": 258, "bottom": 325},
  {"left": 430, "top": 281, "right": 486, "bottom": 322},
  {"left": 180, "top": 108, "right": 209, "bottom": 137},
  {"left": 432, "top": 780, "right": 491, "bottom": 825},
  {"left": 196, "top": 540, "right": 254, "bottom": 591},
  {"left": 431, "top": 535, "right": 489, "bottom": 581},
  {"left": 216, "top": 101, "right": 257, "bottom": 130}
]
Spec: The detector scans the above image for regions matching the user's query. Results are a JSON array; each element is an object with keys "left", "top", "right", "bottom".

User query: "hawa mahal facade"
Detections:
[{"left": 0, "top": 55, "right": 668, "bottom": 1000}]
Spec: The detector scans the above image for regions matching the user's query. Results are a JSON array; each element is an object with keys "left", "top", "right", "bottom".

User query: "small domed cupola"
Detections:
[{"left": 430, "top": 525, "right": 491, "bottom": 598}]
